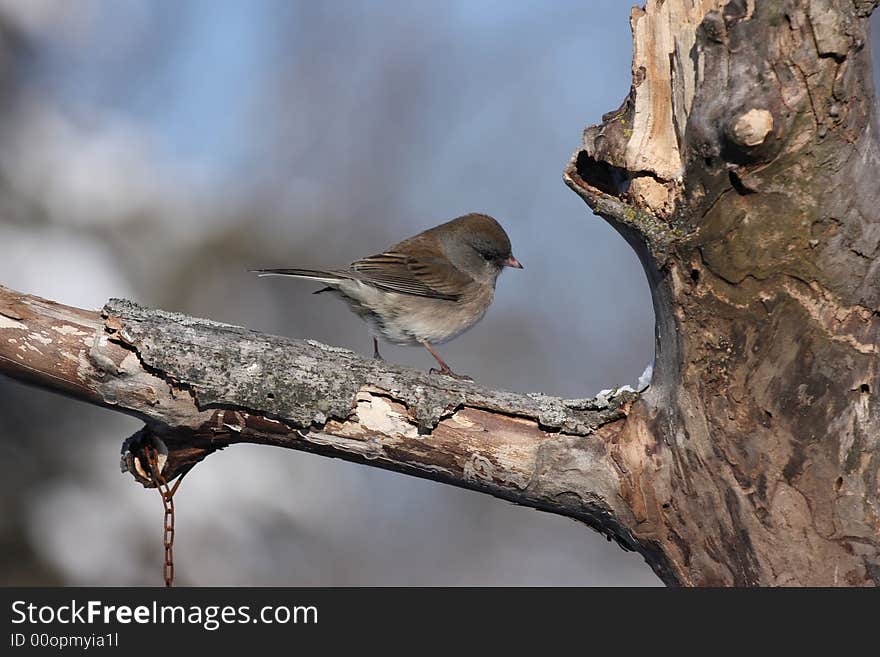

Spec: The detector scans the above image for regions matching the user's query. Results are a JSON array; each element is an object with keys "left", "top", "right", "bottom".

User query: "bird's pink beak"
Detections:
[{"left": 503, "top": 256, "right": 523, "bottom": 269}]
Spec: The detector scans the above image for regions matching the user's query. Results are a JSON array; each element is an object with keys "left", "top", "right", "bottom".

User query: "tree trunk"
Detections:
[
  {"left": 565, "top": 0, "right": 880, "bottom": 585},
  {"left": 1, "top": 0, "right": 878, "bottom": 586}
]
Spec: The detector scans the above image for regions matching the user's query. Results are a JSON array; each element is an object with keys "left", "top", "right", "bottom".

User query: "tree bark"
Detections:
[
  {"left": 1, "top": 0, "right": 879, "bottom": 586},
  {"left": 564, "top": 0, "right": 880, "bottom": 585}
]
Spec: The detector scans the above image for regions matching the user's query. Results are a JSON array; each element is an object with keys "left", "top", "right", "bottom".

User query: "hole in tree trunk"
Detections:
[{"left": 575, "top": 150, "right": 630, "bottom": 197}]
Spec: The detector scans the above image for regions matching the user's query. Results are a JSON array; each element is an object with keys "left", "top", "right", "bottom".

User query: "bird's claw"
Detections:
[{"left": 429, "top": 367, "right": 473, "bottom": 381}]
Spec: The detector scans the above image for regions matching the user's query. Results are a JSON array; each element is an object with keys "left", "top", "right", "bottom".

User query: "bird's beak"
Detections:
[{"left": 503, "top": 256, "right": 524, "bottom": 269}]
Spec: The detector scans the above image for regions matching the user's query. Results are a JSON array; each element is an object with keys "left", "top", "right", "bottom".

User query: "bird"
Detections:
[{"left": 251, "top": 212, "right": 522, "bottom": 379}]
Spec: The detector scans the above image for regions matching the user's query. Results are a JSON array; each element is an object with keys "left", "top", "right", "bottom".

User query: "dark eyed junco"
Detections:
[{"left": 252, "top": 212, "right": 522, "bottom": 379}]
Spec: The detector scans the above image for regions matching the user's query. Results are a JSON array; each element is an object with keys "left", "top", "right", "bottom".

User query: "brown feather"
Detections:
[{"left": 348, "top": 249, "right": 470, "bottom": 301}]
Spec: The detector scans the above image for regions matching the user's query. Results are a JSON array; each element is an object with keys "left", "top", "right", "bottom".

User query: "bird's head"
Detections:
[{"left": 441, "top": 213, "right": 522, "bottom": 283}]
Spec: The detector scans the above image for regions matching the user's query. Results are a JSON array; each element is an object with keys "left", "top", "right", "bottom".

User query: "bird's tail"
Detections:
[{"left": 249, "top": 268, "right": 348, "bottom": 284}]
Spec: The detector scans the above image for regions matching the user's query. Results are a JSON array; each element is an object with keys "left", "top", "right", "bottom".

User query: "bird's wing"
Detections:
[{"left": 348, "top": 249, "right": 471, "bottom": 301}]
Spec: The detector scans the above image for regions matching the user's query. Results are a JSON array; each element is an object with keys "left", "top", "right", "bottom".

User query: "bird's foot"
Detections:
[{"left": 429, "top": 367, "right": 473, "bottom": 381}]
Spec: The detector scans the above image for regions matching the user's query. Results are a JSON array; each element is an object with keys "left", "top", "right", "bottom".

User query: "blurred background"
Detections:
[{"left": 0, "top": 1, "right": 876, "bottom": 586}]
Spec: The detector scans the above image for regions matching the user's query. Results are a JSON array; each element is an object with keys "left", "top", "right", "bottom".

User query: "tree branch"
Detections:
[{"left": 0, "top": 284, "right": 677, "bottom": 584}]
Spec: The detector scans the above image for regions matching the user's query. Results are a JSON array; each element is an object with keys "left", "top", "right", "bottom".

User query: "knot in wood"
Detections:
[{"left": 730, "top": 109, "right": 774, "bottom": 147}]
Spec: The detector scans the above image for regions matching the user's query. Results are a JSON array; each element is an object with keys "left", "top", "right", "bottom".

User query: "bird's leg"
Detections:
[
  {"left": 420, "top": 341, "right": 472, "bottom": 381},
  {"left": 372, "top": 337, "right": 383, "bottom": 360}
]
